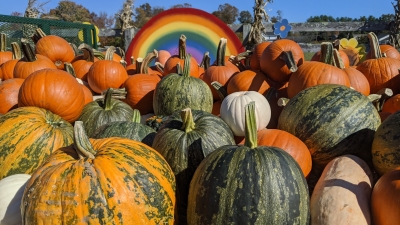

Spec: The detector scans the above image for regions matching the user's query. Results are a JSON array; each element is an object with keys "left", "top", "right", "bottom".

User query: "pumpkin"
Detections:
[
  {"left": 21, "top": 121, "right": 176, "bottom": 224},
  {"left": 311, "top": 47, "right": 350, "bottom": 68},
  {"left": 278, "top": 84, "right": 381, "bottom": 170},
  {"left": 32, "top": 28, "right": 75, "bottom": 70},
  {"left": 371, "top": 167, "right": 400, "bottom": 225},
  {"left": 0, "top": 42, "right": 22, "bottom": 80},
  {"left": 13, "top": 39, "right": 57, "bottom": 79},
  {"left": 366, "top": 44, "right": 400, "bottom": 61},
  {"left": 356, "top": 32, "right": 400, "bottom": 95},
  {"left": 0, "top": 78, "right": 24, "bottom": 114},
  {"left": 18, "top": 68, "right": 86, "bottom": 123},
  {"left": 187, "top": 101, "right": 310, "bottom": 224},
  {"left": 0, "top": 33, "right": 13, "bottom": 66},
  {"left": 381, "top": 94, "right": 400, "bottom": 114},
  {"left": 91, "top": 109, "right": 157, "bottom": 147},
  {"left": 156, "top": 49, "right": 171, "bottom": 66},
  {"left": 70, "top": 43, "right": 99, "bottom": 81},
  {"left": 0, "top": 174, "right": 31, "bottom": 225},
  {"left": 220, "top": 90, "right": 271, "bottom": 136},
  {"left": 64, "top": 62, "right": 93, "bottom": 105},
  {"left": 249, "top": 41, "right": 271, "bottom": 70},
  {"left": 310, "top": 155, "right": 373, "bottom": 225},
  {"left": 153, "top": 54, "right": 213, "bottom": 116},
  {"left": 259, "top": 38, "right": 304, "bottom": 84},
  {"left": 371, "top": 110, "right": 400, "bottom": 175},
  {"left": 0, "top": 106, "right": 74, "bottom": 179},
  {"left": 78, "top": 88, "right": 135, "bottom": 137},
  {"left": 152, "top": 108, "right": 235, "bottom": 223},
  {"left": 87, "top": 46, "right": 129, "bottom": 94}
]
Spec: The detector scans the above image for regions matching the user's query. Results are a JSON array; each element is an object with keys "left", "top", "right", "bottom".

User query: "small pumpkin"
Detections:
[
  {"left": 0, "top": 42, "right": 22, "bottom": 80},
  {"left": 70, "top": 43, "right": 99, "bottom": 81},
  {"left": 0, "top": 78, "right": 24, "bottom": 114},
  {"left": 249, "top": 41, "right": 271, "bottom": 71}
]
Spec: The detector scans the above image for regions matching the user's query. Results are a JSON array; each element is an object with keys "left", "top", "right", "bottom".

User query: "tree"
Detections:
[
  {"left": 170, "top": 3, "right": 192, "bottom": 8},
  {"left": 212, "top": 3, "right": 239, "bottom": 24},
  {"left": 91, "top": 12, "right": 114, "bottom": 29},
  {"left": 238, "top": 10, "right": 253, "bottom": 24},
  {"left": 41, "top": 0, "right": 92, "bottom": 22},
  {"left": 133, "top": 3, "right": 165, "bottom": 28}
]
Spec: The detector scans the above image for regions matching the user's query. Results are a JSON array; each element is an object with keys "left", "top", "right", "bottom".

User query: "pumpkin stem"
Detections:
[
  {"left": 102, "top": 87, "right": 127, "bottom": 100},
  {"left": 140, "top": 50, "right": 158, "bottom": 74},
  {"left": 180, "top": 108, "right": 196, "bottom": 133},
  {"left": 320, "top": 42, "right": 335, "bottom": 66},
  {"left": 333, "top": 49, "right": 345, "bottom": 69},
  {"left": 20, "top": 38, "right": 37, "bottom": 62},
  {"left": 235, "top": 50, "right": 252, "bottom": 68},
  {"left": 104, "top": 88, "right": 115, "bottom": 110},
  {"left": 216, "top": 38, "right": 227, "bottom": 66},
  {"left": 367, "top": 32, "right": 383, "bottom": 59},
  {"left": 154, "top": 62, "right": 164, "bottom": 74},
  {"left": 64, "top": 62, "right": 77, "bottom": 78},
  {"left": 279, "top": 51, "right": 298, "bottom": 72},
  {"left": 0, "top": 33, "right": 6, "bottom": 52},
  {"left": 78, "top": 43, "right": 96, "bottom": 62},
  {"left": 264, "top": 87, "right": 278, "bottom": 101},
  {"left": 10, "top": 42, "right": 22, "bottom": 60},
  {"left": 199, "top": 52, "right": 210, "bottom": 70},
  {"left": 178, "top": 34, "right": 187, "bottom": 60},
  {"left": 132, "top": 109, "right": 141, "bottom": 123},
  {"left": 70, "top": 43, "right": 79, "bottom": 57},
  {"left": 229, "top": 55, "right": 247, "bottom": 71},
  {"left": 211, "top": 81, "right": 228, "bottom": 100},
  {"left": 105, "top": 46, "right": 116, "bottom": 61},
  {"left": 93, "top": 49, "right": 105, "bottom": 60},
  {"left": 130, "top": 56, "right": 135, "bottom": 64},
  {"left": 244, "top": 101, "right": 258, "bottom": 149},
  {"left": 182, "top": 54, "right": 192, "bottom": 77},
  {"left": 31, "top": 28, "right": 46, "bottom": 44},
  {"left": 176, "top": 62, "right": 183, "bottom": 74},
  {"left": 278, "top": 97, "right": 290, "bottom": 107},
  {"left": 73, "top": 121, "right": 96, "bottom": 159},
  {"left": 368, "top": 88, "right": 393, "bottom": 112}
]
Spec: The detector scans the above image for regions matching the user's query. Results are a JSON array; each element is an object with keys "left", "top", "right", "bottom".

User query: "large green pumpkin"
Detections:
[
  {"left": 278, "top": 84, "right": 380, "bottom": 169},
  {"left": 187, "top": 102, "right": 310, "bottom": 224},
  {"left": 78, "top": 88, "right": 134, "bottom": 137},
  {"left": 152, "top": 108, "right": 235, "bottom": 224},
  {"left": 153, "top": 54, "right": 213, "bottom": 116},
  {"left": 0, "top": 106, "right": 73, "bottom": 179}
]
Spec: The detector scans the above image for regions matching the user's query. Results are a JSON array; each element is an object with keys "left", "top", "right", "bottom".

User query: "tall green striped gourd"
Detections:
[
  {"left": 187, "top": 102, "right": 310, "bottom": 224},
  {"left": 278, "top": 84, "right": 381, "bottom": 169},
  {"left": 0, "top": 106, "right": 73, "bottom": 179},
  {"left": 152, "top": 108, "right": 235, "bottom": 224},
  {"left": 153, "top": 54, "right": 213, "bottom": 116}
]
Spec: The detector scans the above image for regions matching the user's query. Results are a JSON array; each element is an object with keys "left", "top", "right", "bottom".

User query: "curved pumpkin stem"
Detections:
[
  {"left": 31, "top": 28, "right": 46, "bottom": 44},
  {"left": 180, "top": 108, "right": 196, "bottom": 133},
  {"left": 10, "top": 42, "right": 22, "bottom": 60},
  {"left": 279, "top": 51, "right": 298, "bottom": 72},
  {"left": 64, "top": 62, "right": 77, "bottom": 78},
  {"left": 229, "top": 55, "right": 246, "bottom": 71},
  {"left": 368, "top": 32, "right": 384, "bottom": 59},
  {"left": 368, "top": 88, "right": 393, "bottom": 111},
  {"left": 132, "top": 109, "right": 141, "bottom": 123},
  {"left": 105, "top": 46, "right": 116, "bottom": 61},
  {"left": 73, "top": 121, "right": 96, "bottom": 159},
  {"left": 278, "top": 97, "right": 290, "bottom": 107},
  {"left": 154, "top": 62, "right": 164, "bottom": 74},
  {"left": 140, "top": 50, "right": 158, "bottom": 74},
  {"left": 0, "top": 33, "right": 7, "bottom": 52},
  {"left": 216, "top": 38, "right": 227, "bottom": 66},
  {"left": 244, "top": 101, "right": 257, "bottom": 149},
  {"left": 20, "top": 38, "right": 37, "bottom": 62},
  {"left": 78, "top": 43, "right": 96, "bottom": 63},
  {"left": 178, "top": 34, "right": 187, "bottom": 59},
  {"left": 211, "top": 81, "right": 227, "bottom": 100},
  {"left": 70, "top": 43, "right": 79, "bottom": 57}
]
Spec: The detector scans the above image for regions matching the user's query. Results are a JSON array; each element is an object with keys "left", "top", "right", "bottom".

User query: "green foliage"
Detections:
[
  {"left": 170, "top": 3, "right": 192, "bottom": 8},
  {"left": 40, "top": 0, "right": 91, "bottom": 22},
  {"left": 212, "top": 3, "right": 239, "bottom": 24},
  {"left": 238, "top": 10, "right": 253, "bottom": 24},
  {"left": 133, "top": 3, "right": 165, "bottom": 28}
]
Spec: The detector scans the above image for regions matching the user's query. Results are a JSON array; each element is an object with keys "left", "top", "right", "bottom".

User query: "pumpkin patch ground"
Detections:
[{"left": 0, "top": 5, "right": 399, "bottom": 223}]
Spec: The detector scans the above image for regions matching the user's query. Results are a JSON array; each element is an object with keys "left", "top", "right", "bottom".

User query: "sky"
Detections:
[{"left": 0, "top": 0, "right": 395, "bottom": 23}]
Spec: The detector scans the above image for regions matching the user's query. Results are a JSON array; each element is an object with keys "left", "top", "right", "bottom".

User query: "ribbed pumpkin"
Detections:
[
  {"left": 18, "top": 68, "right": 85, "bottom": 123},
  {"left": 187, "top": 102, "right": 310, "bottom": 224},
  {"left": 278, "top": 84, "right": 381, "bottom": 170},
  {"left": 64, "top": 62, "right": 93, "bottom": 105},
  {"left": 0, "top": 106, "right": 73, "bottom": 179},
  {"left": 366, "top": 44, "right": 400, "bottom": 61},
  {"left": 249, "top": 41, "right": 271, "bottom": 70},
  {"left": 0, "top": 78, "right": 24, "bottom": 114},
  {"left": 70, "top": 43, "right": 99, "bottom": 81},
  {"left": 78, "top": 88, "right": 135, "bottom": 137},
  {"left": 155, "top": 49, "right": 171, "bottom": 66},
  {"left": 153, "top": 54, "right": 213, "bottom": 116},
  {"left": 91, "top": 109, "right": 157, "bottom": 147},
  {"left": 21, "top": 121, "right": 176, "bottom": 225},
  {"left": 0, "top": 42, "right": 22, "bottom": 80},
  {"left": 371, "top": 110, "right": 400, "bottom": 175},
  {"left": 152, "top": 108, "right": 235, "bottom": 224}
]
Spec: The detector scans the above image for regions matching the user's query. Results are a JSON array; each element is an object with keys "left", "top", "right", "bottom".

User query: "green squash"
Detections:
[
  {"left": 153, "top": 54, "right": 213, "bottom": 116},
  {"left": 278, "top": 84, "right": 380, "bottom": 170},
  {"left": 187, "top": 102, "right": 310, "bottom": 224},
  {"left": 78, "top": 88, "right": 134, "bottom": 137},
  {"left": 91, "top": 109, "right": 156, "bottom": 147},
  {"left": 152, "top": 108, "right": 235, "bottom": 224}
]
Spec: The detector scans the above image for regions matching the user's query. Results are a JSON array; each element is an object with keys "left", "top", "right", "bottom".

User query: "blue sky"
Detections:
[{"left": 2, "top": 0, "right": 395, "bottom": 23}]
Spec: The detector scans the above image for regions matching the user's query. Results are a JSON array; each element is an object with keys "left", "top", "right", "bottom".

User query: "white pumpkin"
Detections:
[
  {"left": 220, "top": 91, "right": 271, "bottom": 136},
  {"left": 0, "top": 174, "right": 31, "bottom": 225}
]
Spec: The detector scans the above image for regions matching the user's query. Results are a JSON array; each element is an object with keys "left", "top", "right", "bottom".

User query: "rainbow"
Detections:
[{"left": 125, "top": 8, "right": 245, "bottom": 65}]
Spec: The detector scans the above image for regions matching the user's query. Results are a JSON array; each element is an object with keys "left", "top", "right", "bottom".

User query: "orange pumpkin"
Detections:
[
  {"left": 311, "top": 49, "right": 350, "bottom": 68},
  {"left": 0, "top": 42, "right": 22, "bottom": 80},
  {"left": 249, "top": 41, "right": 272, "bottom": 70},
  {"left": 381, "top": 94, "right": 400, "bottom": 113},
  {"left": 0, "top": 78, "right": 24, "bottom": 114},
  {"left": 366, "top": 44, "right": 400, "bottom": 61},
  {"left": 71, "top": 44, "right": 99, "bottom": 81},
  {"left": 156, "top": 49, "right": 172, "bottom": 66}
]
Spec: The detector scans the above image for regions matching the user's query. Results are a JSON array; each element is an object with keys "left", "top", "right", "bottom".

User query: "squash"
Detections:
[
  {"left": 70, "top": 43, "right": 99, "bottom": 81},
  {"left": 187, "top": 102, "right": 310, "bottom": 224},
  {"left": 0, "top": 174, "right": 31, "bottom": 225},
  {"left": 0, "top": 106, "right": 73, "bottom": 179},
  {"left": 310, "top": 155, "right": 373, "bottom": 225},
  {"left": 21, "top": 121, "right": 176, "bottom": 224},
  {"left": 0, "top": 42, "right": 22, "bottom": 80},
  {"left": 0, "top": 78, "right": 24, "bottom": 114},
  {"left": 249, "top": 41, "right": 271, "bottom": 71}
]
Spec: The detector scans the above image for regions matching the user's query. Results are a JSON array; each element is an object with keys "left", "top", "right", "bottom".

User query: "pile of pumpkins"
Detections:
[{"left": 0, "top": 27, "right": 400, "bottom": 225}]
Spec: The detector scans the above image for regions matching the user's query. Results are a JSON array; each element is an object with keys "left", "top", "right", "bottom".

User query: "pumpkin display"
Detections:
[
  {"left": 0, "top": 42, "right": 22, "bottom": 80},
  {"left": 0, "top": 33, "right": 13, "bottom": 66},
  {"left": 78, "top": 88, "right": 135, "bottom": 137},
  {"left": 91, "top": 109, "right": 157, "bottom": 147},
  {"left": 18, "top": 68, "right": 86, "bottom": 123},
  {"left": 0, "top": 106, "right": 74, "bottom": 179},
  {"left": 187, "top": 102, "right": 310, "bottom": 224},
  {"left": 21, "top": 121, "right": 176, "bottom": 225},
  {"left": 152, "top": 108, "right": 235, "bottom": 224},
  {"left": 220, "top": 90, "right": 271, "bottom": 136},
  {"left": 0, "top": 78, "right": 24, "bottom": 114},
  {"left": 153, "top": 54, "right": 213, "bottom": 116},
  {"left": 0, "top": 174, "right": 31, "bottom": 225},
  {"left": 371, "top": 168, "right": 400, "bottom": 225},
  {"left": 32, "top": 28, "right": 75, "bottom": 70},
  {"left": 310, "top": 155, "right": 373, "bottom": 225},
  {"left": 371, "top": 110, "right": 400, "bottom": 175},
  {"left": 70, "top": 43, "right": 99, "bottom": 81},
  {"left": 278, "top": 84, "right": 381, "bottom": 170}
]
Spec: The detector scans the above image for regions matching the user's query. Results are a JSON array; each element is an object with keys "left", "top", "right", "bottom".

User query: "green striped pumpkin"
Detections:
[
  {"left": 91, "top": 109, "right": 156, "bottom": 146},
  {"left": 78, "top": 88, "right": 134, "bottom": 137},
  {"left": 0, "top": 106, "right": 73, "bottom": 180},
  {"left": 153, "top": 54, "right": 213, "bottom": 116},
  {"left": 152, "top": 108, "right": 235, "bottom": 224},
  {"left": 187, "top": 102, "right": 310, "bottom": 224},
  {"left": 278, "top": 84, "right": 380, "bottom": 169},
  {"left": 21, "top": 121, "right": 176, "bottom": 224}
]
